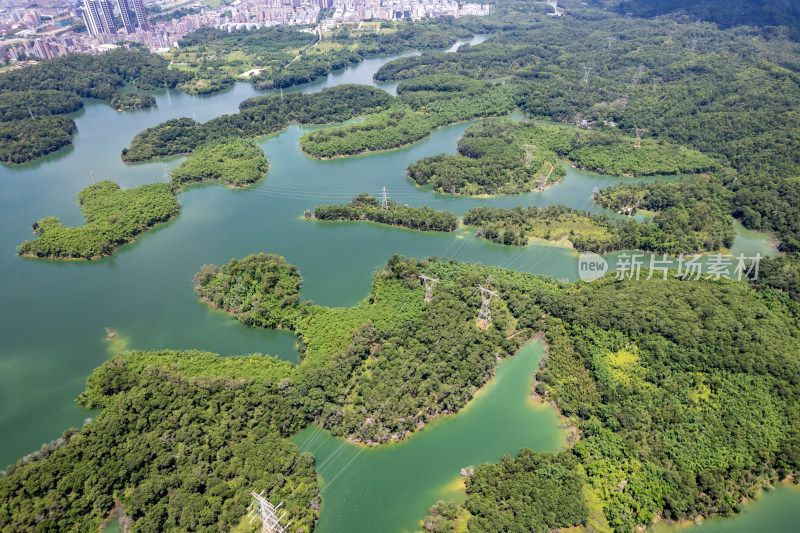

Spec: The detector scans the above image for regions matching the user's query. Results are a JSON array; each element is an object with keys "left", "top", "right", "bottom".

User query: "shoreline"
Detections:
[{"left": 318, "top": 333, "right": 540, "bottom": 448}]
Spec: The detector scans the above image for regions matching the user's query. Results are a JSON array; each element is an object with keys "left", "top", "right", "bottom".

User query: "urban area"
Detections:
[{"left": 0, "top": 0, "right": 492, "bottom": 60}]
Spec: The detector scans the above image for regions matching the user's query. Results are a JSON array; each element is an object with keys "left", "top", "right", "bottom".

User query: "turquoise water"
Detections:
[{"left": 0, "top": 45, "right": 792, "bottom": 532}]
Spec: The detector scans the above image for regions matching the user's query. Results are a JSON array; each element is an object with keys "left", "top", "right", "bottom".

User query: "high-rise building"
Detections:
[
  {"left": 117, "top": 0, "right": 135, "bottom": 34},
  {"left": 81, "top": 0, "right": 117, "bottom": 35},
  {"left": 97, "top": 0, "right": 117, "bottom": 33},
  {"left": 81, "top": 0, "right": 102, "bottom": 35},
  {"left": 130, "top": 0, "right": 150, "bottom": 32}
]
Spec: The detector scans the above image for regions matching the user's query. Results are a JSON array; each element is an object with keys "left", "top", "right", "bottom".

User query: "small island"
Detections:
[
  {"left": 171, "top": 139, "right": 269, "bottom": 189},
  {"left": 108, "top": 93, "right": 157, "bottom": 112},
  {"left": 311, "top": 193, "right": 458, "bottom": 232},
  {"left": 407, "top": 120, "right": 567, "bottom": 195},
  {"left": 308, "top": 194, "right": 732, "bottom": 255},
  {"left": 18, "top": 181, "right": 180, "bottom": 259}
]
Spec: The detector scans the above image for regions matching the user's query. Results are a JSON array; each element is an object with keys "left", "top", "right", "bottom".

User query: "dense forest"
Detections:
[
  {"left": 419, "top": 260, "right": 800, "bottom": 533},
  {"left": 408, "top": 118, "right": 717, "bottom": 195},
  {"left": 122, "top": 85, "right": 392, "bottom": 162},
  {"left": 299, "top": 84, "right": 517, "bottom": 158},
  {"left": 0, "top": 349, "right": 318, "bottom": 532},
  {"left": 7, "top": 1, "right": 800, "bottom": 531},
  {"left": 407, "top": 118, "right": 566, "bottom": 195},
  {"left": 309, "top": 192, "right": 734, "bottom": 254},
  {"left": 4, "top": 253, "right": 800, "bottom": 531},
  {"left": 193, "top": 253, "right": 304, "bottom": 329},
  {"left": 17, "top": 181, "right": 180, "bottom": 259},
  {"left": 0, "top": 47, "right": 190, "bottom": 162},
  {"left": 371, "top": 0, "right": 800, "bottom": 258},
  {"left": 0, "top": 90, "right": 83, "bottom": 121},
  {"left": 464, "top": 450, "right": 589, "bottom": 532},
  {"left": 0, "top": 116, "right": 76, "bottom": 164},
  {"left": 312, "top": 193, "right": 458, "bottom": 232},
  {"left": 192, "top": 254, "right": 529, "bottom": 444},
  {"left": 170, "top": 139, "right": 269, "bottom": 189},
  {"left": 593, "top": 175, "right": 732, "bottom": 216}
]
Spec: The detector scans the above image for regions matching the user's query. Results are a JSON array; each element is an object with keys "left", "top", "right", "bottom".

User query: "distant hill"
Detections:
[{"left": 618, "top": 0, "right": 800, "bottom": 37}]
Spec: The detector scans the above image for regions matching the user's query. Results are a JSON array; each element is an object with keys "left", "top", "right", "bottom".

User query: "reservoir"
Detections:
[{"left": 0, "top": 46, "right": 790, "bottom": 532}]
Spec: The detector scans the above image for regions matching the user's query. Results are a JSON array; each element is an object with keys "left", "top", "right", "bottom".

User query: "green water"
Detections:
[
  {"left": 291, "top": 341, "right": 566, "bottom": 533},
  {"left": 0, "top": 49, "right": 794, "bottom": 531},
  {"left": 650, "top": 483, "right": 800, "bottom": 533}
]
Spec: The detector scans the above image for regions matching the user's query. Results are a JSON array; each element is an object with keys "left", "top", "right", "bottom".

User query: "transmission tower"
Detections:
[
  {"left": 90, "top": 171, "right": 97, "bottom": 189},
  {"left": 690, "top": 38, "right": 698, "bottom": 51},
  {"left": 633, "top": 127, "right": 648, "bottom": 148},
  {"left": 476, "top": 277, "right": 499, "bottom": 329},
  {"left": 666, "top": 21, "right": 678, "bottom": 43},
  {"left": 582, "top": 66, "right": 593, "bottom": 84},
  {"left": 626, "top": 12, "right": 632, "bottom": 24},
  {"left": 522, "top": 143, "right": 537, "bottom": 166},
  {"left": 607, "top": 36, "right": 615, "bottom": 49},
  {"left": 651, "top": 76, "right": 663, "bottom": 91},
  {"left": 248, "top": 491, "right": 290, "bottom": 533},
  {"left": 573, "top": 113, "right": 583, "bottom": 131},
  {"left": 419, "top": 274, "right": 439, "bottom": 302},
  {"left": 631, "top": 63, "right": 645, "bottom": 85},
  {"left": 380, "top": 186, "right": 388, "bottom": 210}
]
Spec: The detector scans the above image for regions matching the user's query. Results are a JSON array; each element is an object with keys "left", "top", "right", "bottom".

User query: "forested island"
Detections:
[
  {"left": 17, "top": 181, "right": 180, "bottom": 259},
  {"left": 170, "top": 139, "right": 269, "bottom": 189},
  {"left": 108, "top": 93, "right": 157, "bottom": 112},
  {"left": 18, "top": 140, "right": 270, "bottom": 259},
  {"left": 407, "top": 118, "right": 567, "bottom": 195},
  {"left": 122, "top": 84, "right": 392, "bottom": 162},
  {"left": 311, "top": 193, "right": 458, "bottom": 232},
  {"left": 464, "top": 203, "right": 734, "bottom": 254},
  {"left": 5, "top": 253, "right": 799, "bottom": 532},
  {"left": 308, "top": 196, "right": 733, "bottom": 255}
]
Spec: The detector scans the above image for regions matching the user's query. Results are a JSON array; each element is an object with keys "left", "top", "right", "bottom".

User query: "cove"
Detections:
[{"left": 290, "top": 340, "right": 566, "bottom": 533}]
